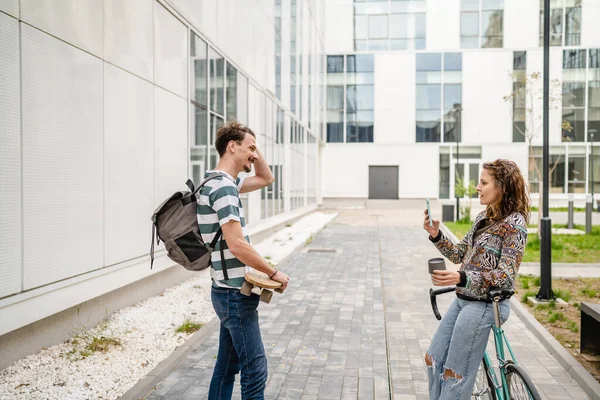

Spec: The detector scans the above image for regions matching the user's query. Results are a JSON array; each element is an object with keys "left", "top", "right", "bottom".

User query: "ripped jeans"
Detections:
[{"left": 425, "top": 298, "right": 510, "bottom": 400}]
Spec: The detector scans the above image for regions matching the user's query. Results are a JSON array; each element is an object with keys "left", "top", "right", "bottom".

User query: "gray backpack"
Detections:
[{"left": 150, "top": 173, "right": 227, "bottom": 272}]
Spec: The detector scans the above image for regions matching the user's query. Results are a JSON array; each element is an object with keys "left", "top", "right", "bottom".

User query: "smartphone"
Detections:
[{"left": 426, "top": 198, "right": 433, "bottom": 227}]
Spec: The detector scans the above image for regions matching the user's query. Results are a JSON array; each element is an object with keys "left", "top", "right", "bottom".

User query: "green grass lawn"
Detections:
[
  {"left": 444, "top": 222, "right": 600, "bottom": 263},
  {"left": 530, "top": 206, "right": 587, "bottom": 212}
]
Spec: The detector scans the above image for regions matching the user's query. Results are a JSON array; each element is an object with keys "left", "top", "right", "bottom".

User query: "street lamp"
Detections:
[
  {"left": 453, "top": 106, "right": 462, "bottom": 222},
  {"left": 591, "top": 129, "right": 597, "bottom": 211},
  {"left": 537, "top": 0, "right": 554, "bottom": 301}
]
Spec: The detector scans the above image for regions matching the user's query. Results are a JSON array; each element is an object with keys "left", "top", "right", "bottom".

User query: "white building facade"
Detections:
[
  {"left": 323, "top": 0, "right": 600, "bottom": 203},
  {"left": 0, "top": 0, "right": 326, "bottom": 368}
]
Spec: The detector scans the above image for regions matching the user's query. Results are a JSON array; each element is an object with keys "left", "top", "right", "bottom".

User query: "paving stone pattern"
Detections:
[{"left": 145, "top": 209, "right": 590, "bottom": 400}]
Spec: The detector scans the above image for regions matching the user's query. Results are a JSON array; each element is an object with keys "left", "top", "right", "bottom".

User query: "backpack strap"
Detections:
[{"left": 209, "top": 227, "right": 229, "bottom": 281}]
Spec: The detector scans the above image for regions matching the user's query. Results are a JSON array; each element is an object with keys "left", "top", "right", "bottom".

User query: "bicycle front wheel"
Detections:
[
  {"left": 506, "top": 363, "right": 542, "bottom": 400},
  {"left": 472, "top": 358, "right": 496, "bottom": 400}
]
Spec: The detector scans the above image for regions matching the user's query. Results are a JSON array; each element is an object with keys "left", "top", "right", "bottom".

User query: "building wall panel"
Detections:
[
  {"left": 104, "top": 64, "right": 154, "bottom": 266},
  {"left": 0, "top": 13, "right": 22, "bottom": 298},
  {"left": 21, "top": 25, "right": 104, "bottom": 289}
]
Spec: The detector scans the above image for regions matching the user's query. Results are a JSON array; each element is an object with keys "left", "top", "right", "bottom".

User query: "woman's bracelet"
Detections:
[{"left": 269, "top": 269, "right": 278, "bottom": 279}]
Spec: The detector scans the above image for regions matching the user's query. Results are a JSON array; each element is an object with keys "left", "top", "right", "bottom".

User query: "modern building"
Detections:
[
  {"left": 323, "top": 0, "right": 600, "bottom": 204},
  {"left": 0, "top": 0, "right": 326, "bottom": 368},
  {"left": 2, "top": 0, "right": 600, "bottom": 370}
]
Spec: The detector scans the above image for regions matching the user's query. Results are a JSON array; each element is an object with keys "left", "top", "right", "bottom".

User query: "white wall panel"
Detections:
[
  {"left": 324, "top": 0, "right": 353, "bottom": 54},
  {"left": 21, "top": 25, "right": 104, "bottom": 290},
  {"left": 21, "top": 0, "right": 103, "bottom": 57},
  {"left": 0, "top": 0, "right": 19, "bottom": 18},
  {"left": 154, "top": 2, "right": 188, "bottom": 98},
  {"left": 0, "top": 13, "right": 22, "bottom": 298},
  {"left": 427, "top": 0, "right": 460, "bottom": 51},
  {"left": 527, "top": 48, "right": 563, "bottom": 145},
  {"left": 462, "top": 51, "right": 513, "bottom": 145},
  {"left": 321, "top": 145, "right": 438, "bottom": 198},
  {"left": 374, "top": 53, "right": 415, "bottom": 144},
  {"left": 482, "top": 144, "right": 529, "bottom": 178},
  {"left": 153, "top": 86, "right": 188, "bottom": 212},
  {"left": 104, "top": 64, "right": 154, "bottom": 266},
  {"left": 103, "top": 0, "right": 154, "bottom": 81},
  {"left": 166, "top": 0, "right": 218, "bottom": 46},
  {"left": 504, "top": 0, "right": 538, "bottom": 49},
  {"left": 582, "top": 0, "right": 600, "bottom": 48}
]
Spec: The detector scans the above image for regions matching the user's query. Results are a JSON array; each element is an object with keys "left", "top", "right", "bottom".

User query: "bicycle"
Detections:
[{"left": 429, "top": 286, "right": 542, "bottom": 400}]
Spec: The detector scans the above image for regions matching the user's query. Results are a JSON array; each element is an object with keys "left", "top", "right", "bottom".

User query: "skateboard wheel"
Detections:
[
  {"left": 240, "top": 281, "right": 253, "bottom": 296},
  {"left": 260, "top": 290, "right": 273, "bottom": 303},
  {"left": 275, "top": 288, "right": 284, "bottom": 294}
]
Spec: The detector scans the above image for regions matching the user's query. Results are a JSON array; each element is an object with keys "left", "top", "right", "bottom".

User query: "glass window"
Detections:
[
  {"left": 417, "top": 85, "right": 442, "bottom": 110},
  {"left": 565, "top": 3, "right": 581, "bottom": 46},
  {"left": 444, "top": 53, "right": 463, "bottom": 71},
  {"left": 589, "top": 81, "right": 600, "bottom": 142},
  {"left": 461, "top": 37, "right": 479, "bottom": 49},
  {"left": 481, "top": 11, "right": 503, "bottom": 48},
  {"left": 439, "top": 152, "right": 450, "bottom": 199},
  {"left": 568, "top": 155, "right": 586, "bottom": 193},
  {"left": 562, "top": 82, "right": 586, "bottom": 108},
  {"left": 562, "top": 108, "right": 585, "bottom": 142},
  {"left": 390, "top": 14, "right": 409, "bottom": 39},
  {"left": 191, "top": 34, "right": 208, "bottom": 107},
  {"left": 347, "top": 85, "right": 374, "bottom": 112},
  {"left": 444, "top": 85, "right": 462, "bottom": 112},
  {"left": 514, "top": 51, "right": 527, "bottom": 70},
  {"left": 461, "top": 12, "right": 479, "bottom": 36},
  {"left": 209, "top": 48, "right": 225, "bottom": 115},
  {"left": 368, "top": 15, "right": 388, "bottom": 39},
  {"left": 416, "top": 53, "right": 442, "bottom": 71},
  {"left": 482, "top": 0, "right": 504, "bottom": 11},
  {"left": 327, "top": 86, "right": 344, "bottom": 109},
  {"left": 226, "top": 63, "right": 237, "bottom": 121},
  {"left": 414, "top": 13, "right": 426, "bottom": 39},
  {"left": 347, "top": 54, "right": 374, "bottom": 72},
  {"left": 563, "top": 49, "right": 587, "bottom": 69},
  {"left": 327, "top": 55, "right": 344, "bottom": 73},
  {"left": 461, "top": 0, "right": 479, "bottom": 12},
  {"left": 355, "top": 15, "right": 368, "bottom": 40},
  {"left": 193, "top": 106, "right": 208, "bottom": 147}
]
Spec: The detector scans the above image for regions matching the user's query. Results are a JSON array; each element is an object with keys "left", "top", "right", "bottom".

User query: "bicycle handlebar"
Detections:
[{"left": 429, "top": 286, "right": 456, "bottom": 320}]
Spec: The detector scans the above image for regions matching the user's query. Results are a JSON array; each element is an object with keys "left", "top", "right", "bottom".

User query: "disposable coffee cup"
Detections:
[{"left": 428, "top": 257, "right": 446, "bottom": 274}]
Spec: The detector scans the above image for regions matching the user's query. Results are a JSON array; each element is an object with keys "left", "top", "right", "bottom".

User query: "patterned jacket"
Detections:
[{"left": 431, "top": 210, "right": 528, "bottom": 301}]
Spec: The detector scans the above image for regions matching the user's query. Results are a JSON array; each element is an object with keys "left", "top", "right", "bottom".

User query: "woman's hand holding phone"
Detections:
[{"left": 423, "top": 209, "right": 440, "bottom": 238}]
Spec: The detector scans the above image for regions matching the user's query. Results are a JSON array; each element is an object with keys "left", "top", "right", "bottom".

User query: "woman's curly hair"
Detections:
[{"left": 483, "top": 159, "right": 531, "bottom": 224}]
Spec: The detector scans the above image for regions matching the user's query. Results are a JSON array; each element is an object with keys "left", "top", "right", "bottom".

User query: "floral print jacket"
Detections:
[{"left": 431, "top": 210, "right": 528, "bottom": 301}]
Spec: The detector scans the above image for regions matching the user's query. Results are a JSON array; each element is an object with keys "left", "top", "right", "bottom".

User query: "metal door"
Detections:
[{"left": 369, "top": 166, "right": 399, "bottom": 199}]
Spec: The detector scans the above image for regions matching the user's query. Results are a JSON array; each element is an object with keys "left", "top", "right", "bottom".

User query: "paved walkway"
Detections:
[{"left": 143, "top": 203, "right": 591, "bottom": 400}]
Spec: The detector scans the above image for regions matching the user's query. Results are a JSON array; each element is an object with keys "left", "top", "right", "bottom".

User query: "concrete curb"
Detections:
[
  {"left": 118, "top": 212, "right": 337, "bottom": 400},
  {"left": 511, "top": 299, "right": 600, "bottom": 400},
  {"left": 441, "top": 222, "right": 600, "bottom": 400}
]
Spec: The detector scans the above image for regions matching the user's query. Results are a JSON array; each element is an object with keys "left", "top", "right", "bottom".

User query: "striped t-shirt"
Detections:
[{"left": 197, "top": 170, "right": 249, "bottom": 289}]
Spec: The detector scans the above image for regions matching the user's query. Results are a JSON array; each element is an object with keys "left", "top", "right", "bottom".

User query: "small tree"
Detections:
[
  {"left": 455, "top": 176, "right": 478, "bottom": 223},
  {"left": 503, "top": 71, "right": 572, "bottom": 235}
]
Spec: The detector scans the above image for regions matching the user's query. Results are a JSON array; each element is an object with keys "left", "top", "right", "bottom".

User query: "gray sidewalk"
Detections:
[{"left": 142, "top": 206, "right": 592, "bottom": 400}]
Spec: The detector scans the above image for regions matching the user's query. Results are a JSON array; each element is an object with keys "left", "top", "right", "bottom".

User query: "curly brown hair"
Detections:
[
  {"left": 483, "top": 159, "right": 531, "bottom": 223},
  {"left": 215, "top": 120, "right": 256, "bottom": 157}
]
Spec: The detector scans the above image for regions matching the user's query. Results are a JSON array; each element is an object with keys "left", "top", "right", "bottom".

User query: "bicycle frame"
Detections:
[{"left": 483, "top": 299, "right": 521, "bottom": 400}]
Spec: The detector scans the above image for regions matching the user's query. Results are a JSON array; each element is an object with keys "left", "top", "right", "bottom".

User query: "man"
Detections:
[{"left": 197, "top": 120, "right": 290, "bottom": 399}]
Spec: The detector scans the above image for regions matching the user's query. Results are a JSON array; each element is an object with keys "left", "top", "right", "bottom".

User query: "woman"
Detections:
[{"left": 423, "top": 159, "right": 530, "bottom": 400}]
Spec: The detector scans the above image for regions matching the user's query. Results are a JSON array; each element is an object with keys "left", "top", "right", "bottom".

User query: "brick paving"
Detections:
[{"left": 144, "top": 203, "right": 590, "bottom": 400}]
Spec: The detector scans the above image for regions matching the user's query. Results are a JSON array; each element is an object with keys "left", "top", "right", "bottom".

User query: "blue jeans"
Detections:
[
  {"left": 426, "top": 298, "right": 510, "bottom": 400},
  {"left": 208, "top": 286, "right": 267, "bottom": 400}
]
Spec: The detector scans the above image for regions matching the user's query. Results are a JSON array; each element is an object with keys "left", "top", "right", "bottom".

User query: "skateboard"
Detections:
[{"left": 240, "top": 272, "right": 285, "bottom": 303}]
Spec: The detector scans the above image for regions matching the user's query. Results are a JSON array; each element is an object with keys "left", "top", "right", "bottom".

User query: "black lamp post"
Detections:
[
  {"left": 454, "top": 107, "right": 462, "bottom": 222},
  {"left": 591, "top": 130, "right": 597, "bottom": 210},
  {"left": 537, "top": 0, "right": 554, "bottom": 301}
]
